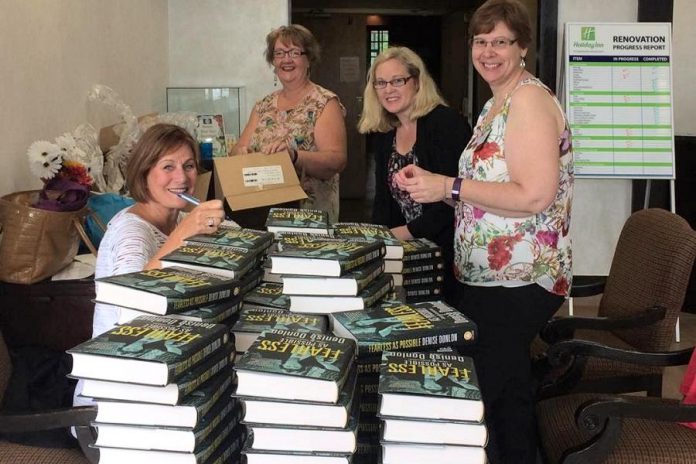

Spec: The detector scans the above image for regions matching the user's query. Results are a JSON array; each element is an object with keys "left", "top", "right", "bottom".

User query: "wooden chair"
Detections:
[
  {"left": 536, "top": 208, "right": 696, "bottom": 398},
  {"left": 537, "top": 347, "right": 696, "bottom": 464},
  {"left": 0, "top": 329, "right": 97, "bottom": 464}
]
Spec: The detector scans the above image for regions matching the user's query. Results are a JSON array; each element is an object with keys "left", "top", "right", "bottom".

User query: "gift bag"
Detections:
[{"left": 0, "top": 191, "right": 90, "bottom": 284}]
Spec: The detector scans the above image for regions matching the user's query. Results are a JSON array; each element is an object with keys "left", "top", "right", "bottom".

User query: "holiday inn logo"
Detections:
[
  {"left": 574, "top": 26, "right": 603, "bottom": 50},
  {"left": 581, "top": 27, "right": 595, "bottom": 41}
]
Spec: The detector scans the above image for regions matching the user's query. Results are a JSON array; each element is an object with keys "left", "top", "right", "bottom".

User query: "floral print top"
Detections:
[
  {"left": 387, "top": 139, "right": 422, "bottom": 223},
  {"left": 454, "top": 77, "right": 574, "bottom": 296},
  {"left": 249, "top": 83, "right": 344, "bottom": 223}
]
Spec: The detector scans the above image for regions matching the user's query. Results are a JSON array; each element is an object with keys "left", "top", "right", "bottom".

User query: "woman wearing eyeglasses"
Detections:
[
  {"left": 358, "top": 46, "right": 471, "bottom": 304},
  {"left": 394, "top": 0, "right": 573, "bottom": 462},
  {"left": 234, "top": 24, "right": 346, "bottom": 222}
]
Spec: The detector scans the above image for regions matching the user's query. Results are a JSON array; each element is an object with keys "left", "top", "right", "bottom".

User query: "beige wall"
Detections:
[
  {"left": 0, "top": 0, "right": 169, "bottom": 197},
  {"left": 673, "top": 0, "right": 696, "bottom": 136}
]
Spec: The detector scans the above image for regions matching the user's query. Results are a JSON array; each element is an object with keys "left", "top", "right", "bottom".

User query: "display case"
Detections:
[{"left": 166, "top": 87, "right": 245, "bottom": 140}]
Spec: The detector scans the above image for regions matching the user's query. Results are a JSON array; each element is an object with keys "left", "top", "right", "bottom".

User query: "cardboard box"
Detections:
[{"left": 211, "top": 152, "right": 307, "bottom": 211}]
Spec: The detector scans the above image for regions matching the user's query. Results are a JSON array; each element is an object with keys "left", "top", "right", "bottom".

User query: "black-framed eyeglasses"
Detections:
[
  {"left": 373, "top": 76, "right": 413, "bottom": 89},
  {"left": 470, "top": 37, "right": 518, "bottom": 49},
  {"left": 273, "top": 49, "right": 307, "bottom": 59}
]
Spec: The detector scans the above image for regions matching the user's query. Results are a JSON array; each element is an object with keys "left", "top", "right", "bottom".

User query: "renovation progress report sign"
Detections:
[{"left": 565, "top": 23, "right": 674, "bottom": 179}]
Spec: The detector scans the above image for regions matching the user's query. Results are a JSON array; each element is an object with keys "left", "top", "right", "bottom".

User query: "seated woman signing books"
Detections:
[{"left": 73, "top": 123, "right": 226, "bottom": 407}]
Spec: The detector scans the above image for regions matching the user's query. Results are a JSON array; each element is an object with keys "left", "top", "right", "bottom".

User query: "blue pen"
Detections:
[{"left": 177, "top": 192, "right": 233, "bottom": 221}]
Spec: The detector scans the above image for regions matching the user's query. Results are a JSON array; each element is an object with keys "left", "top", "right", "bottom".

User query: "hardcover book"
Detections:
[
  {"left": 403, "top": 283, "right": 444, "bottom": 302},
  {"left": 402, "top": 258, "right": 445, "bottom": 275},
  {"left": 329, "top": 301, "right": 477, "bottom": 359},
  {"left": 96, "top": 423, "right": 247, "bottom": 464},
  {"left": 243, "top": 406, "right": 358, "bottom": 453},
  {"left": 118, "top": 298, "right": 242, "bottom": 325},
  {"left": 400, "top": 238, "right": 442, "bottom": 262},
  {"left": 80, "top": 346, "right": 235, "bottom": 405},
  {"left": 231, "top": 307, "right": 328, "bottom": 352},
  {"left": 243, "top": 446, "right": 353, "bottom": 464},
  {"left": 265, "top": 207, "right": 330, "bottom": 235},
  {"left": 381, "top": 442, "right": 486, "bottom": 464},
  {"left": 94, "top": 395, "right": 242, "bottom": 452},
  {"left": 185, "top": 226, "right": 274, "bottom": 254},
  {"left": 242, "top": 281, "right": 290, "bottom": 311},
  {"left": 288, "top": 273, "right": 393, "bottom": 314},
  {"left": 380, "top": 416, "right": 488, "bottom": 446},
  {"left": 69, "top": 316, "right": 229, "bottom": 386},
  {"left": 282, "top": 260, "right": 384, "bottom": 296},
  {"left": 393, "top": 271, "right": 445, "bottom": 288},
  {"left": 237, "top": 365, "right": 358, "bottom": 428},
  {"left": 332, "top": 222, "right": 404, "bottom": 260},
  {"left": 378, "top": 350, "right": 483, "bottom": 422},
  {"left": 95, "top": 266, "right": 240, "bottom": 315},
  {"left": 235, "top": 330, "right": 356, "bottom": 403},
  {"left": 270, "top": 236, "right": 385, "bottom": 277},
  {"left": 93, "top": 368, "right": 234, "bottom": 428},
  {"left": 161, "top": 243, "right": 259, "bottom": 279}
]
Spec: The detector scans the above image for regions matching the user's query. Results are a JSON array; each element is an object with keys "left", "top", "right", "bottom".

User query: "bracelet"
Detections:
[{"left": 451, "top": 177, "right": 464, "bottom": 201}]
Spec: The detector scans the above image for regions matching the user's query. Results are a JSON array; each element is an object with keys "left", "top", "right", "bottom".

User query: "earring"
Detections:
[
  {"left": 520, "top": 57, "right": 526, "bottom": 68},
  {"left": 273, "top": 73, "right": 278, "bottom": 87}
]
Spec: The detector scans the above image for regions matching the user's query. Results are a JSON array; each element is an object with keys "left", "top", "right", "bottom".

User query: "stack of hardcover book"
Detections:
[
  {"left": 160, "top": 226, "right": 274, "bottom": 281},
  {"left": 268, "top": 234, "right": 393, "bottom": 314},
  {"left": 329, "top": 299, "right": 479, "bottom": 464},
  {"left": 332, "top": 222, "right": 404, "bottom": 273},
  {"left": 69, "top": 315, "right": 246, "bottom": 463},
  {"left": 235, "top": 330, "right": 359, "bottom": 463},
  {"left": 396, "top": 238, "right": 446, "bottom": 303},
  {"left": 378, "top": 350, "right": 488, "bottom": 464}
]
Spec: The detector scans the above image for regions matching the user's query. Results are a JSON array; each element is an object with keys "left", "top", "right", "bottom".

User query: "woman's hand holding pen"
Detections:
[
  {"left": 394, "top": 164, "right": 449, "bottom": 204},
  {"left": 177, "top": 193, "right": 226, "bottom": 235}
]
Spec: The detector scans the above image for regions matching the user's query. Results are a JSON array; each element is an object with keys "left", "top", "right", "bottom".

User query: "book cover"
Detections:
[
  {"left": 171, "top": 297, "right": 242, "bottom": 324},
  {"left": 330, "top": 301, "right": 477, "bottom": 359},
  {"left": 265, "top": 207, "right": 330, "bottom": 234},
  {"left": 95, "top": 267, "right": 240, "bottom": 314},
  {"left": 235, "top": 330, "right": 356, "bottom": 402},
  {"left": 288, "top": 273, "right": 393, "bottom": 314},
  {"left": 161, "top": 243, "right": 259, "bottom": 279},
  {"left": 400, "top": 238, "right": 443, "bottom": 262},
  {"left": 242, "top": 281, "right": 290, "bottom": 310},
  {"left": 196, "top": 114, "right": 227, "bottom": 158},
  {"left": 231, "top": 307, "right": 328, "bottom": 352},
  {"left": 403, "top": 283, "right": 444, "bottom": 302},
  {"left": 270, "top": 236, "right": 385, "bottom": 277},
  {"left": 402, "top": 258, "right": 445, "bottom": 275},
  {"left": 282, "top": 260, "right": 385, "bottom": 296},
  {"left": 80, "top": 345, "right": 235, "bottom": 405},
  {"left": 69, "top": 316, "right": 229, "bottom": 386},
  {"left": 186, "top": 226, "right": 274, "bottom": 254},
  {"left": 333, "top": 222, "right": 404, "bottom": 260}
]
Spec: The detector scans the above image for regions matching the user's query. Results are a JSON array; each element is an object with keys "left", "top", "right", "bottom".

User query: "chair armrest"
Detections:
[
  {"left": 577, "top": 396, "right": 696, "bottom": 432},
  {"left": 541, "top": 305, "right": 666, "bottom": 343},
  {"left": 0, "top": 406, "right": 97, "bottom": 434},
  {"left": 547, "top": 340, "right": 693, "bottom": 368},
  {"left": 570, "top": 275, "right": 607, "bottom": 298}
]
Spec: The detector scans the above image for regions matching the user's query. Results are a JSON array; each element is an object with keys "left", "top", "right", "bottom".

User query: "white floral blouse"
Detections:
[{"left": 453, "top": 78, "right": 574, "bottom": 296}]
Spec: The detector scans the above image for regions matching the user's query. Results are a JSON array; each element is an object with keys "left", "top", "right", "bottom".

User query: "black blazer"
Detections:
[{"left": 371, "top": 105, "right": 471, "bottom": 300}]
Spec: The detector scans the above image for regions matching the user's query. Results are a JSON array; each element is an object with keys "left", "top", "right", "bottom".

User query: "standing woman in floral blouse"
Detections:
[
  {"left": 394, "top": 0, "right": 573, "bottom": 462},
  {"left": 234, "top": 24, "right": 346, "bottom": 223}
]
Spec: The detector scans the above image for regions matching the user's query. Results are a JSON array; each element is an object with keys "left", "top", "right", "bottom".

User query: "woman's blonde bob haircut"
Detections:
[
  {"left": 126, "top": 123, "right": 200, "bottom": 203},
  {"left": 358, "top": 46, "right": 445, "bottom": 134}
]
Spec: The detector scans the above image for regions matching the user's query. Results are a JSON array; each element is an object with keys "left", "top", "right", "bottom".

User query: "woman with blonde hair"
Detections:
[{"left": 359, "top": 46, "right": 471, "bottom": 303}]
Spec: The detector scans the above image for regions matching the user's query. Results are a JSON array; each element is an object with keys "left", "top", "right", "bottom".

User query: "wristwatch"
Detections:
[{"left": 451, "top": 177, "right": 464, "bottom": 201}]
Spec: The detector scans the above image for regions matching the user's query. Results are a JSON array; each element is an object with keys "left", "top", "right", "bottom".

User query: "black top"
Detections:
[{"left": 371, "top": 105, "right": 472, "bottom": 301}]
